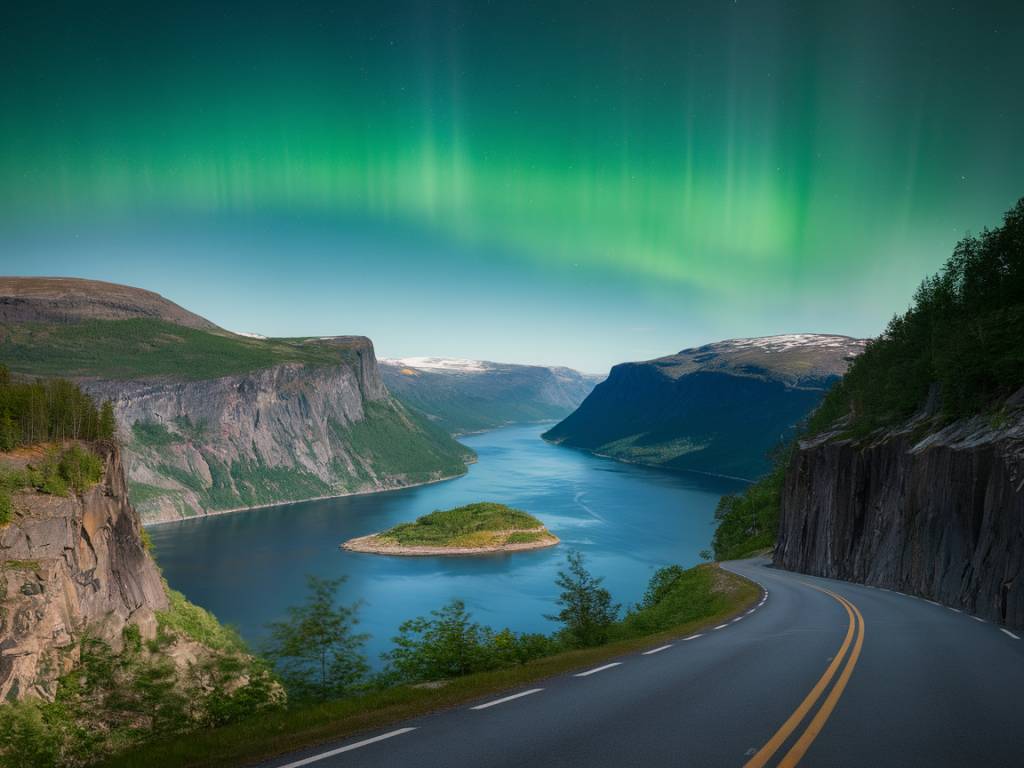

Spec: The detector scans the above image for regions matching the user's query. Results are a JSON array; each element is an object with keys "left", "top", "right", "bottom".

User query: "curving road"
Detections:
[{"left": 260, "top": 558, "right": 1024, "bottom": 768}]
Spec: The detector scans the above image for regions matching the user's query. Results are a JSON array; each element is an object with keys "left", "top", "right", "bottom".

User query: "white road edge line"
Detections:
[
  {"left": 732, "top": 617, "right": 744, "bottom": 623},
  {"left": 1001, "top": 629, "right": 1021, "bottom": 640},
  {"left": 683, "top": 634, "right": 703, "bottom": 641},
  {"left": 642, "top": 645, "right": 673, "bottom": 656},
  {"left": 471, "top": 688, "right": 544, "bottom": 710},
  {"left": 575, "top": 662, "right": 622, "bottom": 677},
  {"left": 713, "top": 624, "right": 728, "bottom": 630},
  {"left": 745, "top": 609, "right": 755, "bottom": 615},
  {"left": 973, "top": 616, "right": 987, "bottom": 623},
  {"left": 275, "top": 728, "right": 417, "bottom": 768},
  {"left": 948, "top": 607, "right": 962, "bottom": 613}
]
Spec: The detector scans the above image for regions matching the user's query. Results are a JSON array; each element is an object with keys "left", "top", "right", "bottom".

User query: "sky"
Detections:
[{"left": 1, "top": 1, "right": 1022, "bottom": 373}]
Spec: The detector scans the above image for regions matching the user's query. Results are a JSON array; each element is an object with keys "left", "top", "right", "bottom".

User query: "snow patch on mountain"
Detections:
[
  {"left": 381, "top": 357, "right": 493, "bottom": 372},
  {"left": 685, "top": 334, "right": 866, "bottom": 355}
]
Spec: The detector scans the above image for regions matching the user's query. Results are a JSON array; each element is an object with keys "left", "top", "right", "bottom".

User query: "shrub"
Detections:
[
  {"left": 0, "top": 489, "right": 11, "bottom": 525},
  {"left": 545, "top": 551, "right": 620, "bottom": 647},
  {"left": 382, "top": 599, "right": 556, "bottom": 684},
  {"left": 615, "top": 564, "right": 726, "bottom": 638},
  {"left": 0, "top": 700, "right": 61, "bottom": 768},
  {"left": 639, "top": 565, "right": 687, "bottom": 610},
  {"left": 157, "top": 585, "right": 246, "bottom": 653},
  {"left": 711, "top": 443, "right": 790, "bottom": 561},
  {"left": 263, "top": 576, "right": 368, "bottom": 701}
]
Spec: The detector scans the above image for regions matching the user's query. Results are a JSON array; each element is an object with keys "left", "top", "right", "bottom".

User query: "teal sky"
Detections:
[{"left": 2, "top": 1, "right": 1022, "bottom": 372}]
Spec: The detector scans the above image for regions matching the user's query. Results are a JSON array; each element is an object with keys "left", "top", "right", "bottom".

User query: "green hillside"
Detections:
[{"left": 0, "top": 318, "right": 350, "bottom": 380}]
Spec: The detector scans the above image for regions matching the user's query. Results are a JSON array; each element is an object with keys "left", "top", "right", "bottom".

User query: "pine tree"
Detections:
[
  {"left": 0, "top": 412, "right": 17, "bottom": 452},
  {"left": 99, "top": 402, "right": 117, "bottom": 441}
]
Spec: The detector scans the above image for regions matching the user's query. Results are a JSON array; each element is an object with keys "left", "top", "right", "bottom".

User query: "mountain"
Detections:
[
  {"left": 380, "top": 357, "right": 602, "bottom": 435},
  {"left": 543, "top": 334, "right": 866, "bottom": 480},
  {"left": 0, "top": 278, "right": 473, "bottom": 523},
  {"left": 0, "top": 276, "right": 219, "bottom": 330},
  {"left": 0, "top": 438, "right": 279, "bottom": 758}
]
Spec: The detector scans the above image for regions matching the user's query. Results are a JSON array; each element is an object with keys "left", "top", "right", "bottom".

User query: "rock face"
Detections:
[
  {"left": 81, "top": 342, "right": 472, "bottom": 523},
  {"left": 0, "top": 445, "right": 168, "bottom": 701},
  {"left": 0, "top": 277, "right": 473, "bottom": 524},
  {"left": 544, "top": 335, "right": 866, "bottom": 479},
  {"left": 380, "top": 357, "right": 602, "bottom": 435},
  {"left": 0, "top": 276, "right": 219, "bottom": 330},
  {"left": 775, "top": 391, "right": 1024, "bottom": 628}
]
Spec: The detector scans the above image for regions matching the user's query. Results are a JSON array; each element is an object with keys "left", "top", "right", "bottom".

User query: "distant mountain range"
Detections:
[
  {"left": 0, "top": 277, "right": 472, "bottom": 522},
  {"left": 543, "top": 334, "right": 866, "bottom": 480},
  {"left": 380, "top": 357, "right": 603, "bottom": 435}
]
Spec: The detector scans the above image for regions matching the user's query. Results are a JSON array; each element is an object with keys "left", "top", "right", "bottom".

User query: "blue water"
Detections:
[{"left": 148, "top": 424, "right": 745, "bottom": 664}]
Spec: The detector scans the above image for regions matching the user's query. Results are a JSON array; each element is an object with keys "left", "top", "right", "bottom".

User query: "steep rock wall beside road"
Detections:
[{"left": 776, "top": 391, "right": 1024, "bottom": 628}]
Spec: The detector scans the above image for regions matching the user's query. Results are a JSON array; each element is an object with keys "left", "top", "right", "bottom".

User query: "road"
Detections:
[{"left": 261, "top": 558, "right": 1024, "bottom": 768}]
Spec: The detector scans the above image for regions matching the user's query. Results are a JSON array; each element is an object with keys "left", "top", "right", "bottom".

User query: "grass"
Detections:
[
  {"left": 100, "top": 565, "right": 758, "bottom": 768},
  {"left": 333, "top": 400, "right": 473, "bottom": 482},
  {"left": 2, "top": 559, "right": 40, "bottom": 571},
  {"left": 378, "top": 502, "right": 546, "bottom": 547},
  {"left": 0, "top": 319, "right": 357, "bottom": 381},
  {"left": 155, "top": 584, "right": 247, "bottom": 654},
  {"left": 131, "top": 421, "right": 182, "bottom": 449}
]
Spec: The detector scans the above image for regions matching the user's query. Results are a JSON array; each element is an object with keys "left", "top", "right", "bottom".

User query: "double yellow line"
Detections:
[{"left": 744, "top": 585, "right": 865, "bottom": 768}]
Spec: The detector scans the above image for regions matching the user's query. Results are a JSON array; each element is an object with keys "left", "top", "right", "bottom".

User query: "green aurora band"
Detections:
[{"left": 2, "top": 1, "right": 1022, "bottom": 358}]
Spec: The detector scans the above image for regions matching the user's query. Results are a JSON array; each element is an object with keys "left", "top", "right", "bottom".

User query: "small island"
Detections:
[{"left": 341, "top": 502, "right": 559, "bottom": 556}]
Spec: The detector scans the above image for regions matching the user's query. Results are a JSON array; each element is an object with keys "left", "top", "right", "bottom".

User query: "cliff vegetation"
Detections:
[
  {"left": 809, "top": 198, "right": 1024, "bottom": 435},
  {"left": 0, "top": 377, "right": 281, "bottom": 767},
  {"left": 713, "top": 198, "right": 1024, "bottom": 567}
]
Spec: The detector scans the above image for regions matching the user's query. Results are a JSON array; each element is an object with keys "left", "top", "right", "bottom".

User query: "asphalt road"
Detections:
[{"left": 260, "top": 558, "right": 1024, "bottom": 768}]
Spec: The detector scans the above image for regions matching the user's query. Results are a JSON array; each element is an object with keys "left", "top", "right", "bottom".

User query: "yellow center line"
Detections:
[
  {"left": 742, "top": 584, "right": 864, "bottom": 768},
  {"left": 777, "top": 593, "right": 865, "bottom": 767}
]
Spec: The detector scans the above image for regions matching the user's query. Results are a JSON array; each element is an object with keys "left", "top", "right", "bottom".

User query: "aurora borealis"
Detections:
[{"left": 2, "top": 1, "right": 1022, "bottom": 370}]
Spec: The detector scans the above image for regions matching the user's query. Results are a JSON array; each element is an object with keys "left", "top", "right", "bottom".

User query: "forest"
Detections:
[
  {"left": 0, "top": 365, "right": 115, "bottom": 450},
  {"left": 809, "top": 198, "right": 1024, "bottom": 434}
]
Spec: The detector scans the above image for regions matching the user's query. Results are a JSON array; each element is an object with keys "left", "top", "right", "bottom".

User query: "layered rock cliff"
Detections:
[
  {"left": 0, "top": 444, "right": 167, "bottom": 701},
  {"left": 0, "top": 278, "right": 473, "bottom": 523},
  {"left": 775, "top": 390, "right": 1024, "bottom": 628},
  {"left": 544, "top": 335, "right": 865, "bottom": 479},
  {"left": 81, "top": 340, "right": 472, "bottom": 523}
]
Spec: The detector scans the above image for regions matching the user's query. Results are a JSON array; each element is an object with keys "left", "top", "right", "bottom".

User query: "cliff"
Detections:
[
  {"left": 775, "top": 389, "right": 1024, "bottom": 628},
  {"left": 380, "top": 357, "right": 602, "bottom": 435},
  {"left": 0, "top": 444, "right": 167, "bottom": 701},
  {"left": 544, "top": 335, "right": 865, "bottom": 479},
  {"left": 0, "top": 278, "right": 473, "bottom": 523},
  {"left": 81, "top": 342, "right": 472, "bottom": 523}
]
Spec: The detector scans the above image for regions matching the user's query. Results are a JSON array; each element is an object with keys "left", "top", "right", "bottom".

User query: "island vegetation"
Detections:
[{"left": 342, "top": 502, "right": 559, "bottom": 555}]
